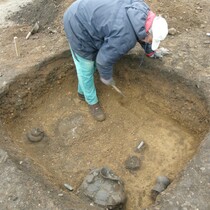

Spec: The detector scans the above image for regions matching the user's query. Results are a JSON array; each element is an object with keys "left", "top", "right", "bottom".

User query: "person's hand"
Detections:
[
  {"left": 100, "top": 77, "right": 115, "bottom": 86},
  {"left": 147, "top": 47, "right": 170, "bottom": 59}
]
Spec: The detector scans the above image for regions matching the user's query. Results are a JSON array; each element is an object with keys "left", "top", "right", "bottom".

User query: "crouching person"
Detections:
[{"left": 63, "top": 0, "right": 168, "bottom": 122}]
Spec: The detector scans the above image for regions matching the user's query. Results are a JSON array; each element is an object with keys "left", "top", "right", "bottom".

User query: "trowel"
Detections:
[{"left": 26, "top": 21, "right": 40, "bottom": 39}]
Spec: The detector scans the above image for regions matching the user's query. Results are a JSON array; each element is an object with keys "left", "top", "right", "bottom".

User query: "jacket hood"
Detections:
[{"left": 126, "top": 0, "right": 150, "bottom": 40}]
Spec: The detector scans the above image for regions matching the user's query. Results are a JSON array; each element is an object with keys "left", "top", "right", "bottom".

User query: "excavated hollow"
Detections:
[{"left": 0, "top": 54, "right": 209, "bottom": 209}]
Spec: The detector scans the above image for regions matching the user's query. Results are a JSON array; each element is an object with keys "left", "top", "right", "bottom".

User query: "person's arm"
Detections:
[
  {"left": 96, "top": 36, "right": 133, "bottom": 85},
  {"left": 96, "top": 45, "right": 116, "bottom": 85},
  {"left": 138, "top": 41, "right": 155, "bottom": 57},
  {"left": 139, "top": 41, "right": 169, "bottom": 59}
]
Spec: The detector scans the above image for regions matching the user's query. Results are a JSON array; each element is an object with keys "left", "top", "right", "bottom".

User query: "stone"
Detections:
[{"left": 168, "top": 28, "right": 177, "bottom": 35}]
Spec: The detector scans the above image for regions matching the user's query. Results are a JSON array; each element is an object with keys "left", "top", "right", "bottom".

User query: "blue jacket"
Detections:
[{"left": 64, "top": 0, "right": 153, "bottom": 80}]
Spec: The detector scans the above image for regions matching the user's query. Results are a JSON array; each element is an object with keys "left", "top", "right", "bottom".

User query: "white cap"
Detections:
[{"left": 151, "top": 16, "right": 168, "bottom": 51}]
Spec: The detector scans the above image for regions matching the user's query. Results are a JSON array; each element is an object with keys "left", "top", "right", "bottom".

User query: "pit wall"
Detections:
[
  {"left": 116, "top": 55, "right": 210, "bottom": 136},
  {"left": 0, "top": 52, "right": 209, "bottom": 135},
  {"left": 0, "top": 51, "right": 72, "bottom": 122}
]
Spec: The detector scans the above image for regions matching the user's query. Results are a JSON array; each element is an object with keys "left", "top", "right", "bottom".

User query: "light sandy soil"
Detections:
[
  {"left": 0, "top": 0, "right": 33, "bottom": 27},
  {"left": 0, "top": 0, "right": 210, "bottom": 210}
]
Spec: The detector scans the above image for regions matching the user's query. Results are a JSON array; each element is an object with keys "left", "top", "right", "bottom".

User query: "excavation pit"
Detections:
[{"left": 0, "top": 53, "right": 209, "bottom": 210}]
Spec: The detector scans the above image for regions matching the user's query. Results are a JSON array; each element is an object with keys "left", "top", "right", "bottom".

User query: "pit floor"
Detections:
[{"left": 5, "top": 73, "right": 200, "bottom": 209}]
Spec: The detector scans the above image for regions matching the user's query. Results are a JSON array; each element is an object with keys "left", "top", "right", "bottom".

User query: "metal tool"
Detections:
[
  {"left": 111, "top": 85, "right": 125, "bottom": 97},
  {"left": 26, "top": 21, "right": 40, "bottom": 39}
]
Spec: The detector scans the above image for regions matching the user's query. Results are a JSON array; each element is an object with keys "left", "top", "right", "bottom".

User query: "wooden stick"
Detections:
[
  {"left": 26, "top": 31, "right": 32, "bottom": 40},
  {"left": 14, "top": 37, "right": 20, "bottom": 57},
  {"left": 204, "top": 41, "right": 210, "bottom": 44}
]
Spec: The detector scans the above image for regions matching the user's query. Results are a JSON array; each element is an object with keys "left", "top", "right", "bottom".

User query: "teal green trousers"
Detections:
[{"left": 70, "top": 50, "right": 98, "bottom": 105}]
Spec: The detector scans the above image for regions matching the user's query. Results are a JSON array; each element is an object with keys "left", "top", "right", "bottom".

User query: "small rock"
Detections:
[
  {"left": 48, "top": 27, "right": 57, "bottom": 34},
  {"left": 31, "top": 36, "right": 39, "bottom": 40},
  {"left": 168, "top": 28, "right": 177, "bottom": 35},
  {"left": 204, "top": 41, "right": 210, "bottom": 44},
  {"left": 64, "top": 183, "right": 73, "bottom": 191},
  {"left": 196, "top": 6, "right": 202, "bottom": 10},
  {"left": 13, "top": 197, "right": 18, "bottom": 201}
]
